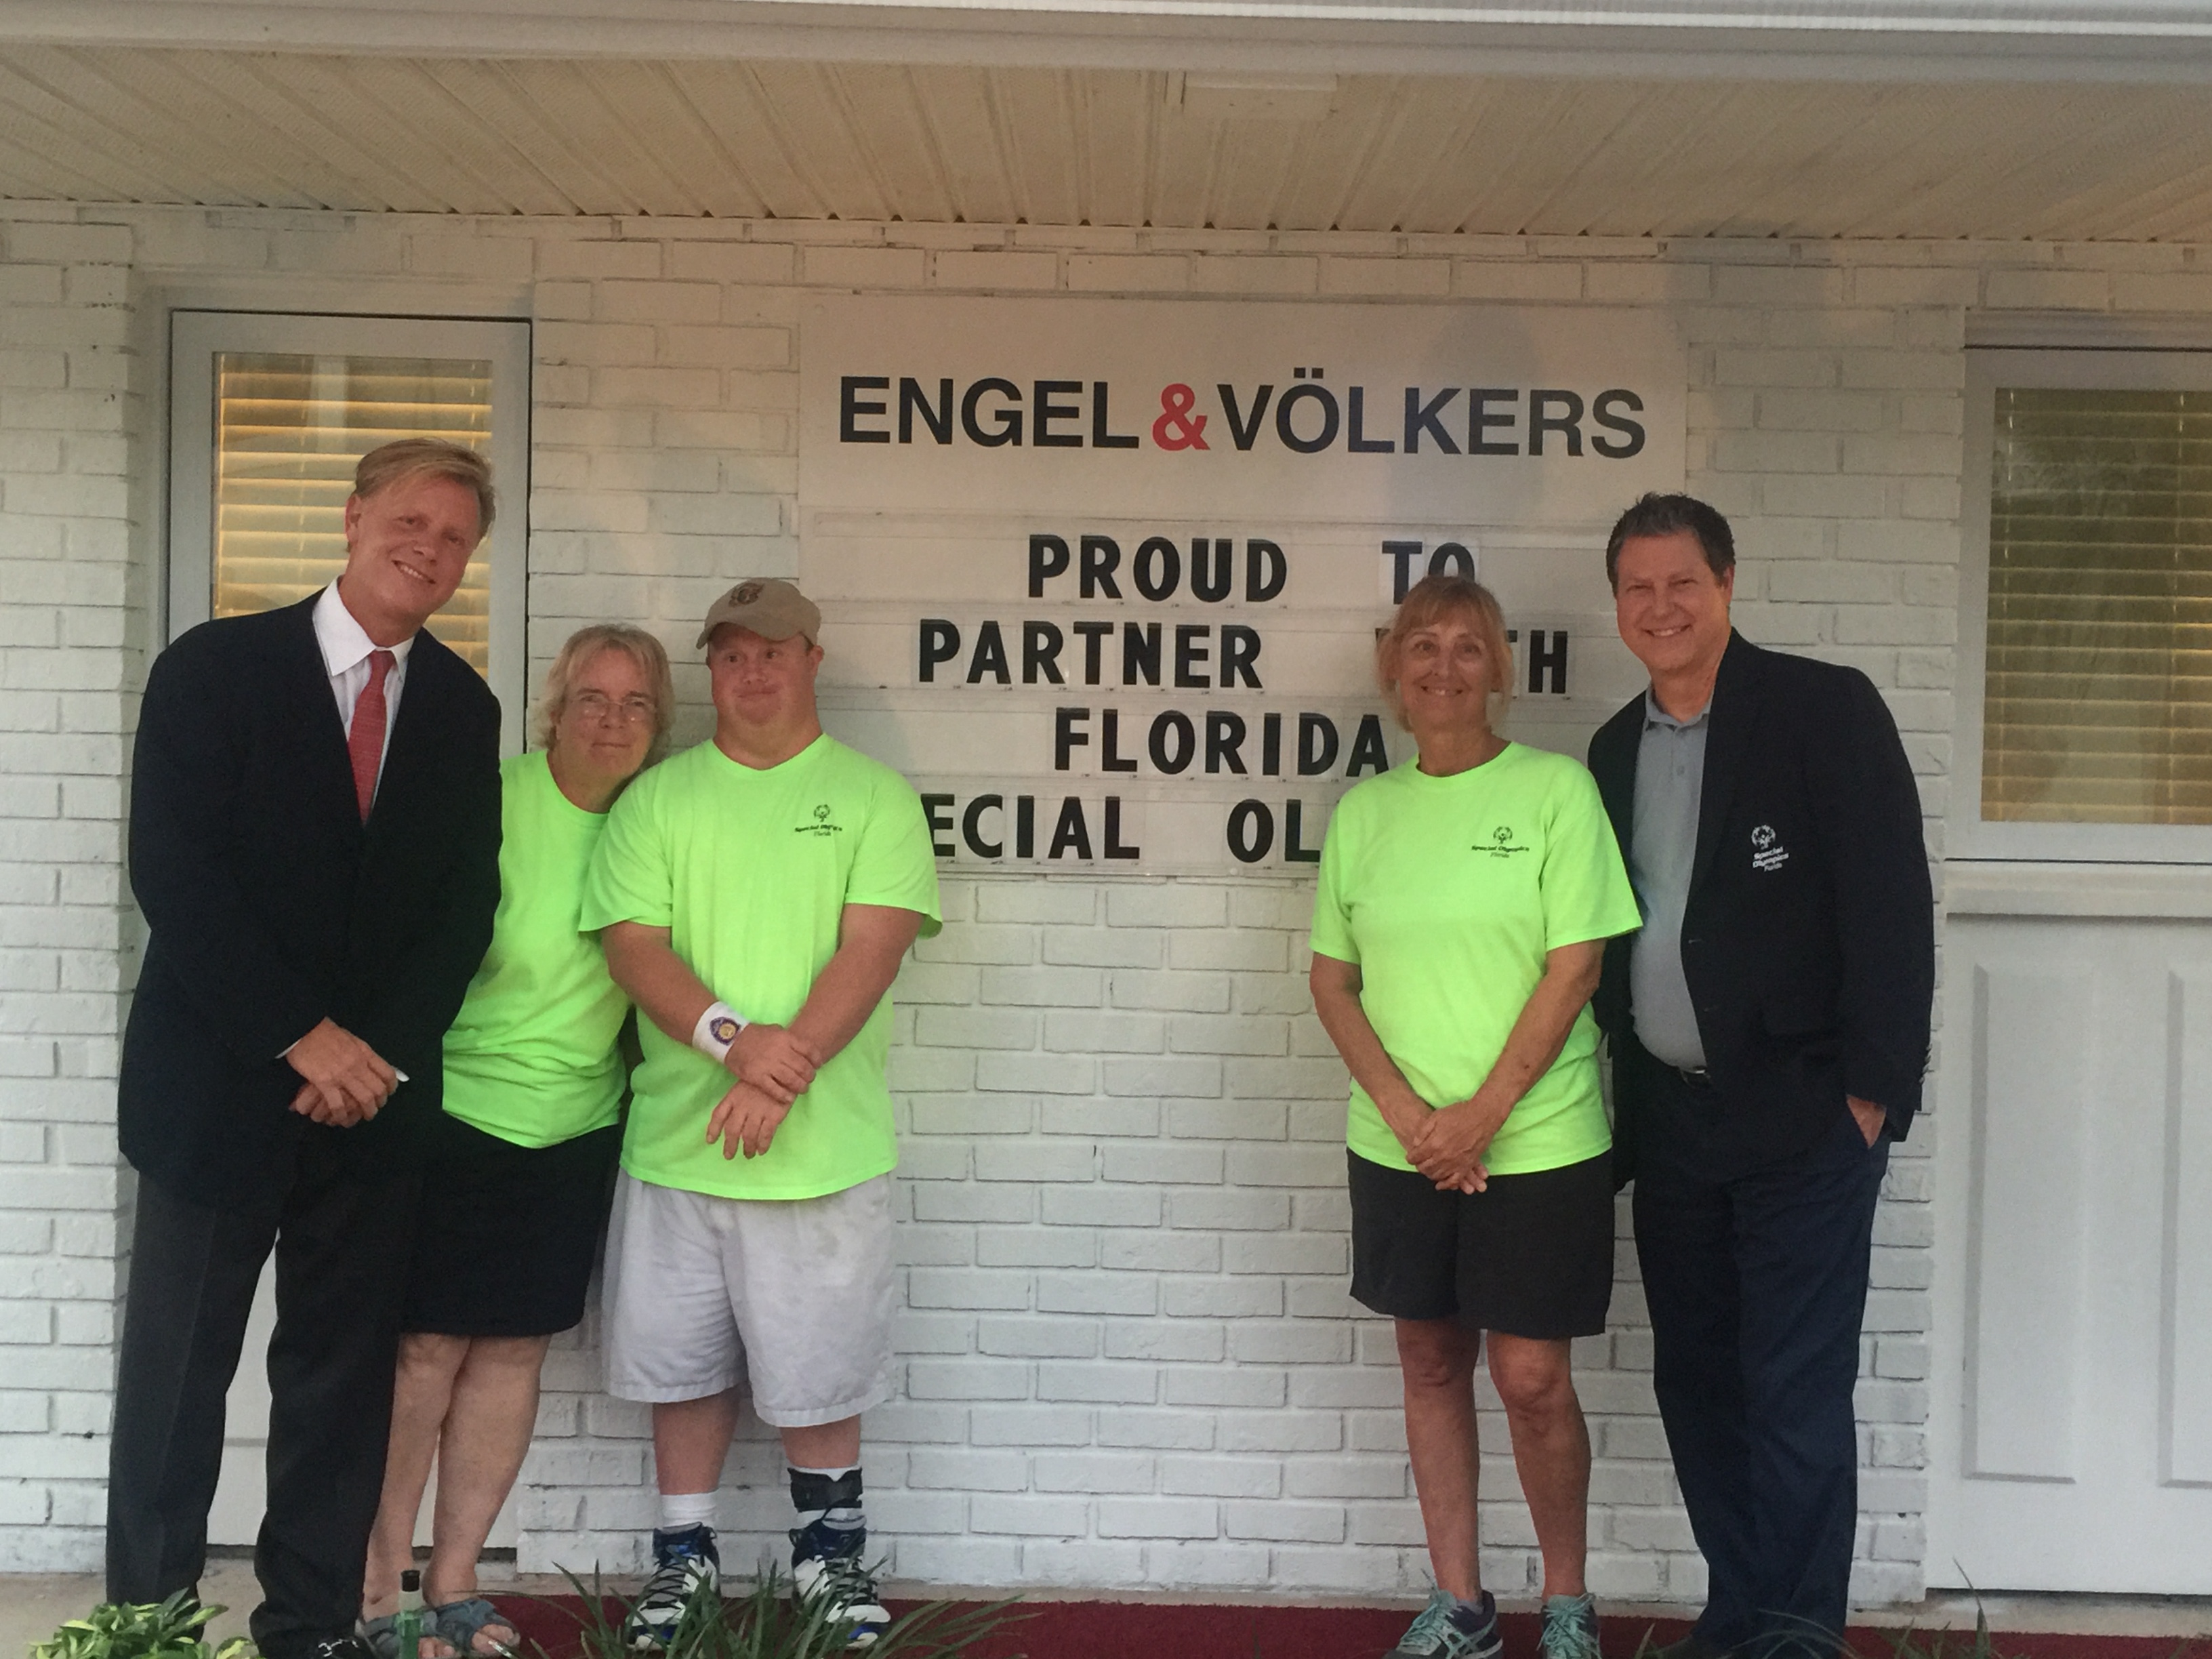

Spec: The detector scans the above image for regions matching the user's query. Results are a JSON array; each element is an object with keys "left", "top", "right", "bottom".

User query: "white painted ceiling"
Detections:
[{"left": 5, "top": 47, "right": 2212, "bottom": 239}]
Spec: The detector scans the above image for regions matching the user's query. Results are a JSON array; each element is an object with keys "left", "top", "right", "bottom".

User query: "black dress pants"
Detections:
[
  {"left": 107, "top": 1130, "right": 420, "bottom": 1659},
  {"left": 1631, "top": 1071, "right": 1888, "bottom": 1659}
]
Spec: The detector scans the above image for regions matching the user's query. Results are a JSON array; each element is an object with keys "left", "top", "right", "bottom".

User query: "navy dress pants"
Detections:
[{"left": 1631, "top": 1071, "right": 1888, "bottom": 1659}]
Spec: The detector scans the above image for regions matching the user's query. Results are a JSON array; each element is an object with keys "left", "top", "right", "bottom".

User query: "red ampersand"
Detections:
[{"left": 1152, "top": 384, "right": 1210, "bottom": 451}]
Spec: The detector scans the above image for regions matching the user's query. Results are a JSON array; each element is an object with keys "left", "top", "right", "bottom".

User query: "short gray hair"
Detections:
[{"left": 534, "top": 624, "right": 676, "bottom": 765}]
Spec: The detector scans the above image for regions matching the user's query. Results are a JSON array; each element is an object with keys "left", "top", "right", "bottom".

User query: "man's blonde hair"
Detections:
[
  {"left": 1376, "top": 574, "right": 1515, "bottom": 733},
  {"left": 534, "top": 624, "right": 677, "bottom": 766},
  {"left": 354, "top": 438, "right": 496, "bottom": 540}
]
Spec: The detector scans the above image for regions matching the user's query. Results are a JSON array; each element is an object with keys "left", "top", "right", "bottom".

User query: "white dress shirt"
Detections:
[
  {"left": 284, "top": 585, "right": 419, "bottom": 1069},
  {"left": 312, "top": 581, "right": 414, "bottom": 796}
]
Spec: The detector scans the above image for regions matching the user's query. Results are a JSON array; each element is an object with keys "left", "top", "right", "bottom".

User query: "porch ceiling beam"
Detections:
[{"left": 4, "top": 0, "right": 2212, "bottom": 85}]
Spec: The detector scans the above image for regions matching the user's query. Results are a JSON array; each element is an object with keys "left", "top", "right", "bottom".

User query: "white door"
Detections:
[
  {"left": 1926, "top": 878, "right": 2212, "bottom": 1592},
  {"left": 209, "top": 1261, "right": 518, "bottom": 1551},
  {"left": 1929, "top": 346, "right": 2212, "bottom": 1590}
]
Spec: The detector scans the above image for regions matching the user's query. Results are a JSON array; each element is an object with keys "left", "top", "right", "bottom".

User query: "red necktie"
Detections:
[{"left": 348, "top": 649, "right": 395, "bottom": 821}]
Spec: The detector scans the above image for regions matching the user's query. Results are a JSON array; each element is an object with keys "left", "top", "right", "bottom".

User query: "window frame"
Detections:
[
  {"left": 167, "top": 308, "right": 533, "bottom": 751},
  {"left": 1957, "top": 346, "right": 2212, "bottom": 865}
]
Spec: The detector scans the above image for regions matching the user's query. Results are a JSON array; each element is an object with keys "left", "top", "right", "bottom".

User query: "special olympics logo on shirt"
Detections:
[
  {"left": 1480, "top": 824, "right": 1530, "bottom": 857},
  {"left": 1751, "top": 823, "right": 1790, "bottom": 872},
  {"left": 797, "top": 801, "right": 844, "bottom": 837}
]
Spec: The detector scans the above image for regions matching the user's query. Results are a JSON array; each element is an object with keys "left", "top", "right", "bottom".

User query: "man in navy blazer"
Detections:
[
  {"left": 1586, "top": 495, "right": 1933, "bottom": 1659},
  {"left": 108, "top": 441, "right": 503, "bottom": 1659}
]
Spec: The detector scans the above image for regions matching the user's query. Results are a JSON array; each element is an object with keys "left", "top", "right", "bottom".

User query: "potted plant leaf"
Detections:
[
  {"left": 33, "top": 1591, "right": 254, "bottom": 1659},
  {"left": 552, "top": 1567, "right": 1022, "bottom": 1659}
]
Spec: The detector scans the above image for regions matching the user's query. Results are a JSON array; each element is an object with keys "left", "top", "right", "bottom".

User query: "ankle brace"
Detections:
[{"left": 788, "top": 1465, "right": 863, "bottom": 1532}]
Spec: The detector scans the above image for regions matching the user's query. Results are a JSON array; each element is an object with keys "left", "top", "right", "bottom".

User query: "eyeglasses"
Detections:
[{"left": 571, "top": 691, "right": 657, "bottom": 724}]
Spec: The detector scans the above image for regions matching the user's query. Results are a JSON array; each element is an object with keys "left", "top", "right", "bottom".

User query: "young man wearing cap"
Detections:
[{"left": 582, "top": 578, "right": 941, "bottom": 1652}]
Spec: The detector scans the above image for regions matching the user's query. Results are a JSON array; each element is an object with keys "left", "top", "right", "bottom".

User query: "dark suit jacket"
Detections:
[
  {"left": 120, "top": 593, "right": 502, "bottom": 1201},
  {"left": 1587, "top": 631, "right": 1934, "bottom": 1181}
]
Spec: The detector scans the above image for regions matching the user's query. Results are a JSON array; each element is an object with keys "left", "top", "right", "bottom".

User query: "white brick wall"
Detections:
[
  {"left": 6, "top": 199, "right": 2192, "bottom": 1593},
  {"left": 0, "top": 205, "right": 140, "bottom": 1570}
]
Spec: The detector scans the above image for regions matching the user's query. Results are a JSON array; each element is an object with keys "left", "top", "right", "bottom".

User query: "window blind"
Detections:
[
  {"left": 1984, "top": 387, "right": 2212, "bottom": 825},
  {"left": 211, "top": 352, "right": 495, "bottom": 672}
]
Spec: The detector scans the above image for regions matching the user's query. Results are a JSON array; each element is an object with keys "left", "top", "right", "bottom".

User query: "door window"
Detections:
[
  {"left": 169, "top": 311, "right": 531, "bottom": 747},
  {"left": 1960, "top": 351, "right": 2212, "bottom": 861}
]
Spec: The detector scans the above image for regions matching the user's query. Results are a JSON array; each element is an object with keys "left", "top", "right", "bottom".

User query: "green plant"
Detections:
[
  {"left": 32, "top": 1591, "right": 253, "bottom": 1659},
  {"left": 546, "top": 1565, "right": 1023, "bottom": 1659},
  {"left": 1617, "top": 1612, "right": 2008, "bottom": 1659},
  {"left": 1868, "top": 1576, "right": 2046, "bottom": 1659}
]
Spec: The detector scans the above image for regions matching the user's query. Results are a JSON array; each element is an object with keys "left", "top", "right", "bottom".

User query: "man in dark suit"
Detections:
[
  {"left": 1586, "top": 494, "right": 1933, "bottom": 1659},
  {"left": 108, "top": 439, "right": 504, "bottom": 1659}
]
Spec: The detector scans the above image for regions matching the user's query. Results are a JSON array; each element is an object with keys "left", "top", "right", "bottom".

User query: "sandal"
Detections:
[
  {"left": 430, "top": 1598, "right": 520, "bottom": 1658},
  {"left": 359, "top": 1614, "right": 456, "bottom": 1659}
]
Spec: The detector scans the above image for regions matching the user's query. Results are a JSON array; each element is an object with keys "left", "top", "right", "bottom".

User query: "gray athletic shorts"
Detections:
[{"left": 602, "top": 1170, "right": 897, "bottom": 1427}]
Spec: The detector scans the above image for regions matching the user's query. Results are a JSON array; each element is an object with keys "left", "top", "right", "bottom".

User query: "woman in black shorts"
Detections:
[
  {"left": 1308, "top": 576, "right": 1641, "bottom": 1659},
  {"left": 360, "top": 625, "right": 672, "bottom": 1658}
]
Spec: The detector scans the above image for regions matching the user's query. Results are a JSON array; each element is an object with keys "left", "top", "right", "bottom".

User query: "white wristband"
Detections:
[{"left": 691, "top": 1000, "right": 747, "bottom": 1064}]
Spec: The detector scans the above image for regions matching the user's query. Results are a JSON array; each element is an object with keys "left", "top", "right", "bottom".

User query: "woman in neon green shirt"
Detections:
[
  {"left": 1310, "top": 576, "right": 1641, "bottom": 1659},
  {"left": 360, "top": 626, "right": 674, "bottom": 1659}
]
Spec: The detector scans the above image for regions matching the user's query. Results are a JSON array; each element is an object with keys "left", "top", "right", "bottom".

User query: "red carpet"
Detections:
[{"left": 492, "top": 1597, "right": 2212, "bottom": 1659}]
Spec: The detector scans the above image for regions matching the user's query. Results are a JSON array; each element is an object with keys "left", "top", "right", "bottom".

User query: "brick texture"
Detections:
[
  {"left": 0, "top": 211, "right": 138, "bottom": 1572},
  {"left": 5, "top": 204, "right": 2163, "bottom": 1597}
]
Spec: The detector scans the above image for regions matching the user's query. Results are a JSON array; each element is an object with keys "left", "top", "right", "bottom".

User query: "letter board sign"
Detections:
[{"left": 799, "top": 296, "right": 1685, "bottom": 876}]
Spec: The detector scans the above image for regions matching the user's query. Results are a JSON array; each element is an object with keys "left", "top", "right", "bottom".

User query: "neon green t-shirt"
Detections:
[
  {"left": 441, "top": 750, "right": 630, "bottom": 1149},
  {"left": 1309, "top": 741, "right": 1641, "bottom": 1177},
  {"left": 579, "top": 733, "right": 943, "bottom": 1201}
]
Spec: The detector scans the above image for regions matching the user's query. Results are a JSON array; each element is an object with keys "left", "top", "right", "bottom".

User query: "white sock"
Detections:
[{"left": 657, "top": 1490, "right": 717, "bottom": 1532}]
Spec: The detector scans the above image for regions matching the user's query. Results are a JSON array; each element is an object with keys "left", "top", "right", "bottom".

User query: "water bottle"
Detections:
[{"left": 394, "top": 1570, "right": 424, "bottom": 1659}]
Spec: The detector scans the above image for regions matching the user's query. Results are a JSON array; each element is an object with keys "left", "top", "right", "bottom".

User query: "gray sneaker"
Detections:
[
  {"left": 1542, "top": 1594, "right": 1604, "bottom": 1659},
  {"left": 1392, "top": 1589, "right": 1504, "bottom": 1659}
]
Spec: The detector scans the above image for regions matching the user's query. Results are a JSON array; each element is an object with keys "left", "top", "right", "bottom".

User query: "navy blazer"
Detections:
[
  {"left": 120, "top": 593, "right": 501, "bottom": 1200},
  {"left": 1586, "top": 632, "right": 1935, "bottom": 1181}
]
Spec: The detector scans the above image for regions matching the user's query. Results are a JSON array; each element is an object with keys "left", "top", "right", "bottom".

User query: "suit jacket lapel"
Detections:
[
  {"left": 279, "top": 594, "right": 365, "bottom": 846},
  {"left": 1597, "top": 705, "right": 1641, "bottom": 867},
  {"left": 1689, "top": 631, "right": 1761, "bottom": 898}
]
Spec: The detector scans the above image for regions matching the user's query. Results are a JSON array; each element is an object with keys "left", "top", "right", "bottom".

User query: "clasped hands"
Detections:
[
  {"left": 286, "top": 1017, "right": 400, "bottom": 1126},
  {"left": 1380, "top": 1086, "right": 1509, "bottom": 1193},
  {"left": 705, "top": 1023, "right": 823, "bottom": 1160}
]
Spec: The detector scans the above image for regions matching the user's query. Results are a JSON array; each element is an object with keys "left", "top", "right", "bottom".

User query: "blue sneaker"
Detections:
[
  {"left": 625, "top": 1524, "right": 718, "bottom": 1652},
  {"left": 1393, "top": 1589, "right": 1504, "bottom": 1659},
  {"left": 1541, "top": 1594, "right": 1605, "bottom": 1659},
  {"left": 790, "top": 1521, "right": 888, "bottom": 1650}
]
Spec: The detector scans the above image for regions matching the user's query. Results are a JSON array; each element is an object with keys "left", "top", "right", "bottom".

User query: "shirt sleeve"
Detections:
[
  {"left": 1538, "top": 761, "right": 1645, "bottom": 952},
  {"left": 579, "top": 769, "right": 673, "bottom": 933},
  {"left": 1308, "top": 795, "right": 1359, "bottom": 963},
  {"left": 845, "top": 768, "right": 944, "bottom": 937}
]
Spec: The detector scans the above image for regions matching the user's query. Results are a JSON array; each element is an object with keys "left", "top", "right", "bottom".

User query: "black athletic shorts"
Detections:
[
  {"left": 401, "top": 1113, "right": 621, "bottom": 1338},
  {"left": 1347, "top": 1147, "right": 1616, "bottom": 1338}
]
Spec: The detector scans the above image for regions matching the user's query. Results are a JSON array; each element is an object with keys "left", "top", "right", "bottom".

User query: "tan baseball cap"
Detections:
[{"left": 696, "top": 577, "right": 821, "bottom": 649}]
